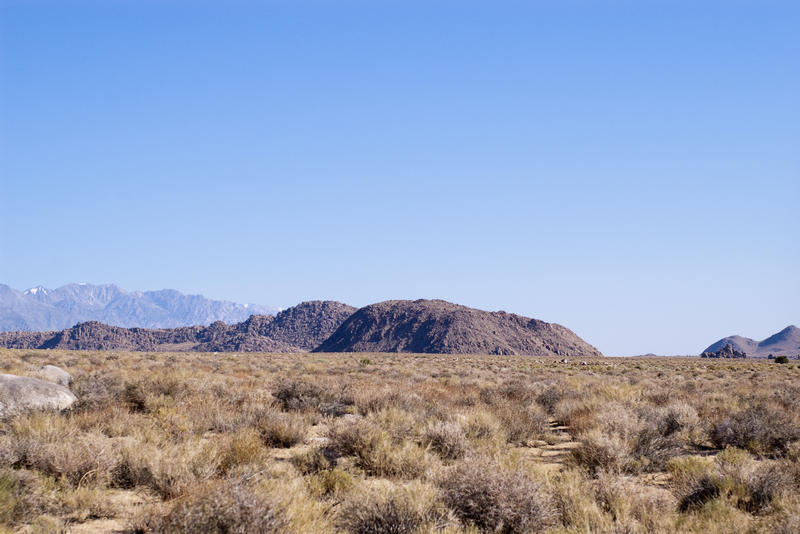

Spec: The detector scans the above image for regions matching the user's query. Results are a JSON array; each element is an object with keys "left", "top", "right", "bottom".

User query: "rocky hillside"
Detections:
[
  {"left": 258, "top": 301, "right": 357, "bottom": 350},
  {"left": 701, "top": 343, "right": 747, "bottom": 359},
  {"left": 702, "top": 325, "right": 800, "bottom": 357},
  {"left": 0, "top": 301, "right": 353, "bottom": 353},
  {"left": 316, "top": 299, "right": 602, "bottom": 357},
  {"left": 0, "top": 283, "right": 278, "bottom": 331}
]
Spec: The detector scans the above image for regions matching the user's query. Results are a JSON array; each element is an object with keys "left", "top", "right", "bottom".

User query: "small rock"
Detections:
[
  {"left": 37, "top": 365, "right": 72, "bottom": 387},
  {"left": 0, "top": 374, "right": 77, "bottom": 417},
  {"left": 560, "top": 358, "right": 569, "bottom": 364}
]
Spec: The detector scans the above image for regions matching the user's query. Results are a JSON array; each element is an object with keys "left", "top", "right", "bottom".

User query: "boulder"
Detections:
[
  {"left": 37, "top": 365, "right": 72, "bottom": 387},
  {"left": 0, "top": 374, "right": 77, "bottom": 417}
]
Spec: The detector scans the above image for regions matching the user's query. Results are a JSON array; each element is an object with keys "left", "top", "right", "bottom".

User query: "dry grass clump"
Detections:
[
  {"left": 134, "top": 478, "right": 288, "bottom": 533},
  {"left": 496, "top": 402, "right": 548, "bottom": 445},
  {"left": 438, "top": 459, "right": 556, "bottom": 533},
  {"left": 670, "top": 448, "right": 795, "bottom": 515},
  {"left": 422, "top": 421, "right": 470, "bottom": 460},
  {"left": 272, "top": 378, "right": 328, "bottom": 412},
  {"left": 0, "top": 468, "right": 58, "bottom": 525},
  {"left": 337, "top": 481, "right": 452, "bottom": 534},
  {"left": 593, "top": 471, "right": 676, "bottom": 531},
  {"left": 256, "top": 409, "right": 308, "bottom": 448},
  {"left": 327, "top": 418, "right": 435, "bottom": 478}
]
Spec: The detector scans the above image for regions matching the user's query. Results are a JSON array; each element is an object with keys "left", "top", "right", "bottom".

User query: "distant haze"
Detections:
[
  {"left": 1, "top": 2, "right": 797, "bottom": 355},
  {"left": 0, "top": 283, "right": 278, "bottom": 332}
]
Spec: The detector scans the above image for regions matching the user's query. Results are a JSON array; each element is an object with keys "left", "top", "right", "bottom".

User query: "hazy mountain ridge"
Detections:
[
  {"left": 316, "top": 299, "right": 602, "bottom": 357},
  {"left": 0, "top": 301, "right": 353, "bottom": 353},
  {"left": 0, "top": 283, "right": 278, "bottom": 331},
  {"left": 703, "top": 325, "right": 800, "bottom": 357}
]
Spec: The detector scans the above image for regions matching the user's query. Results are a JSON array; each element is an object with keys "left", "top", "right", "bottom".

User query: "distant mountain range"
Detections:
[
  {"left": 702, "top": 325, "right": 800, "bottom": 358},
  {"left": 0, "top": 283, "right": 279, "bottom": 331},
  {"left": 0, "top": 298, "right": 601, "bottom": 357}
]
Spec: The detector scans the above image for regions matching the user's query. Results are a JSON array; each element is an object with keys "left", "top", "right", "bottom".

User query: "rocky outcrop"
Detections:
[
  {"left": 260, "top": 301, "right": 357, "bottom": 350},
  {"left": 0, "top": 374, "right": 77, "bottom": 417},
  {"left": 315, "top": 299, "right": 602, "bottom": 357},
  {"left": 36, "top": 365, "right": 72, "bottom": 387},
  {"left": 701, "top": 343, "right": 747, "bottom": 359}
]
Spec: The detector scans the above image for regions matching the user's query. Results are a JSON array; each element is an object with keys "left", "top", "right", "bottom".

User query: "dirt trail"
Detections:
[{"left": 520, "top": 419, "right": 581, "bottom": 472}]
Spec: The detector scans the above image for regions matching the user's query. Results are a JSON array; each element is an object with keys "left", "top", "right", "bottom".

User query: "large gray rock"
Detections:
[
  {"left": 37, "top": 365, "right": 72, "bottom": 387},
  {"left": 0, "top": 374, "right": 77, "bottom": 416}
]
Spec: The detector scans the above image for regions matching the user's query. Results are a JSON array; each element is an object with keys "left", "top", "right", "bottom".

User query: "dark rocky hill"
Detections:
[
  {"left": 0, "top": 300, "right": 354, "bottom": 353},
  {"left": 315, "top": 299, "right": 602, "bottom": 357},
  {"left": 256, "top": 301, "right": 357, "bottom": 350},
  {"left": 0, "top": 283, "right": 278, "bottom": 331},
  {"left": 701, "top": 343, "right": 747, "bottom": 359},
  {"left": 702, "top": 325, "right": 800, "bottom": 357}
]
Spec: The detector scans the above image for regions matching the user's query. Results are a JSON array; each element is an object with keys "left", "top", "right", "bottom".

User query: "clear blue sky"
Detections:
[{"left": 1, "top": 1, "right": 798, "bottom": 355}]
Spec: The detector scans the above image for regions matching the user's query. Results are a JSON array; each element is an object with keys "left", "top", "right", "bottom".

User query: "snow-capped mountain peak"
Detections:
[{"left": 24, "top": 286, "right": 49, "bottom": 296}]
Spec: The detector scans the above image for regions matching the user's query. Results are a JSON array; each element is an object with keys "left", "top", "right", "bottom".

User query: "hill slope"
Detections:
[
  {"left": 315, "top": 299, "right": 601, "bottom": 357},
  {"left": 0, "top": 301, "right": 354, "bottom": 352},
  {"left": 702, "top": 325, "right": 800, "bottom": 357},
  {"left": 0, "top": 283, "right": 278, "bottom": 331}
]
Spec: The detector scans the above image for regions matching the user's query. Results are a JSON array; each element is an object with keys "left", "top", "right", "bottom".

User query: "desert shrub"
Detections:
[
  {"left": 215, "top": 430, "right": 265, "bottom": 474},
  {"left": 291, "top": 449, "right": 331, "bottom": 475},
  {"left": 631, "top": 424, "right": 683, "bottom": 472},
  {"left": 8, "top": 429, "right": 120, "bottom": 488},
  {"left": 422, "top": 422, "right": 469, "bottom": 460},
  {"left": 327, "top": 419, "right": 433, "bottom": 478},
  {"left": 553, "top": 401, "right": 595, "bottom": 434},
  {"left": 354, "top": 388, "right": 421, "bottom": 415},
  {"left": 549, "top": 469, "right": 607, "bottom": 530},
  {"left": 138, "top": 478, "right": 288, "bottom": 533},
  {"left": 256, "top": 410, "right": 307, "bottom": 448},
  {"left": 656, "top": 402, "right": 701, "bottom": 439},
  {"left": 121, "top": 440, "right": 221, "bottom": 500},
  {"left": 327, "top": 419, "right": 381, "bottom": 459},
  {"left": 338, "top": 482, "right": 450, "bottom": 534},
  {"left": 741, "top": 463, "right": 793, "bottom": 514},
  {"left": 711, "top": 404, "right": 800, "bottom": 456},
  {"left": 0, "top": 468, "right": 59, "bottom": 525},
  {"left": 370, "top": 408, "right": 418, "bottom": 443},
  {"left": 667, "top": 455, "right": 713, "bottom": 495},
  {"left": 678, "top": 474, "right": 720, "bottom": 512},
  {"left": 775, "top": 356, "right": 789, "bottom": 364},
  {"left": 593, "top": 403, "right": 641, "bottom": 440},
  {"left": 271, "top": 379, "right": 326, "bottom": 412},
  {"left": 438, "top": 459, "right": 555, "bottom": 533},
  {"left": 308, "top": 468, "right": 354, "bottom": 498},
  {"left": 482, "top": 381, "right": 538, "bottom": 406},
  {"left": 70, "top": 373, "right": 125, "bottom": 412},
  {"left": 536, "top": 386, "right": 563, "bottom": 415},
  {"left": 462, "top": 409, "right": 506, "bottom": 444},
  {"left": 496, "top": 403, "right": 548, "bottom": 445},
  {"left": 674, "top": 448, "right": 793, "bottom": 514},
  {"left": 570, "top": 429, "right": 629, "bottom": 475},
  {"left": 593, "top": 472, "right": 676, "bottom": 530}
]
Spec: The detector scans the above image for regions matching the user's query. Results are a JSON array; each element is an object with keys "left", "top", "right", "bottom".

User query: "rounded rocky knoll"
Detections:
[{"left": 315, "top": 299, "right": 602, "bottom": 357}]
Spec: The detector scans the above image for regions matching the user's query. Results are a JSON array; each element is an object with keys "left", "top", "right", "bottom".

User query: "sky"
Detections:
[{"left": 0, "top": 0, "right": 798, "bottom": 356}]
